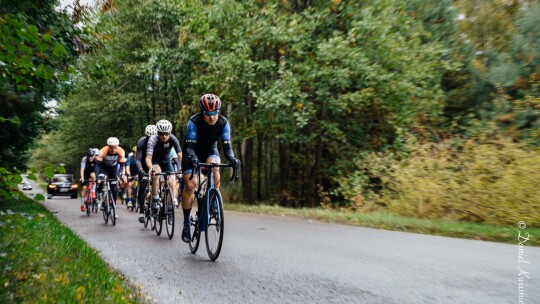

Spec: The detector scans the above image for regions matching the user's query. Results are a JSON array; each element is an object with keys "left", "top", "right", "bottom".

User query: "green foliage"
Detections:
[
  {"left": 0, "top": 194, "right": 144, "bottom": 302},
  {"left": 383, "top": 138, "right": 540, "bottom": 227},
  {"left": 0, "top": 0, "right": 94, "bottom": 170}
]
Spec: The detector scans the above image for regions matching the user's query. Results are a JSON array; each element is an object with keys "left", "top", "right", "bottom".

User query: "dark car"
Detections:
[{"left": 47, "top": 174, "right": 78, "bottom": 199}]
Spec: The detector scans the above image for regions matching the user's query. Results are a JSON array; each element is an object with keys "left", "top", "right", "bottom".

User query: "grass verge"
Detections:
[
  {"left": 226, "top": 203, "right": 539, "bottom": 246},
  {"left": 0, "top": 197, "right": 146, "bottom": 303}
]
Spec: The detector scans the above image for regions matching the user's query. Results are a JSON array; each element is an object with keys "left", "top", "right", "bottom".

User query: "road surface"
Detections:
[{"left": 22, "top": 180, "right": 540, "bottom": 303}]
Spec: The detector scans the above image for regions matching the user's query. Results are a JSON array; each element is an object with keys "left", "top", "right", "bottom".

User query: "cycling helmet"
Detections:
[
  {"left": 87, "top": 148, "right": 95, "bottom": 157},
  {"left": 132, "top": 146, "right": 137, "bottom": 152},
  {"left": 145, "top": 124, "right": 158, "bottom": 137},
  {"left": 128, "top": 152, "right": 133, "bottom": 158},
  {"left": 156, "top": 120, "right": 173, "bottom": 133},
  {"left": 93, "top": 148, "right": 100, "bottom": 156},
  {"left": 107, "top": 137, "right": 119, "bottom": 146},
  {"left": 199, "top": 94, "right": 221, "bottom": 112}
]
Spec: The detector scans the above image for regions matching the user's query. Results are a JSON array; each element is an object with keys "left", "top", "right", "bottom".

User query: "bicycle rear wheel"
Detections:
[
  {"left": 189, "top": 208, "right": 201, "bottom": 254},
  {"left": 164, "top": 189, "right": 174, "bottom": 239},
  {"left": 205, "top": 189, "right": 224, "bottom": 261}
]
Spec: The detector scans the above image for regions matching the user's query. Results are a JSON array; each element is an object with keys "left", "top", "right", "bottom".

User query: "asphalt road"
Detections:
[{"left": 22, "top": 180, "right": 540, "bottom": 304}]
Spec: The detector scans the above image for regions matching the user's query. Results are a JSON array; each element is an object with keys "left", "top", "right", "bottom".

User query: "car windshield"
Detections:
[{"left": 52, "top": 176, "right": 73, "bottom": 183}]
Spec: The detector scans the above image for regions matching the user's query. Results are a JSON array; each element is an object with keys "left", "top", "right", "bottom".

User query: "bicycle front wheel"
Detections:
[
  {"left": 205, "top": 189, "right": 224, "bottom": 261},
  {"left": 189, "top": 208, "right": 200, "bottom": 254},
  {"left": 110, "top": 191, "right": 116, "bottom": 226},
  {"left": 102, "top": 192, "right": 109, "bottom": 224},
  {"left": 164, "top": 189, "right": 174, "bottom": 239}
]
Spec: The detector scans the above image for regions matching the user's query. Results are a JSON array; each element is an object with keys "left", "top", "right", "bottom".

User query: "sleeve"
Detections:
[
  {"left": 146, "top": 135, "right": 158, "bottom": 157},
  {"left": 185, "top": 120, "right": 197, "bottom": 158},
  {"left": 135, "top": 138, "right": 145, "bottom": 172},
  {"left": 222, "top": 122, "right": 235, "bottom": 161},
  {"left": 81, "top": 157, "right": 87, "bottom": 170}
]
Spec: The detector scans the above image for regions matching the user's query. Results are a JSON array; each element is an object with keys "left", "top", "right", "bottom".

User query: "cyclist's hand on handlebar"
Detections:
[
  {"left": 189, "top": 154, "right": 199, "bottom": 168},
  {"left": 98, "top": 174, "right": 105, "bottom": 181},
  {"left": 230, "top": 158, "right": 241, "bottom": 168}
]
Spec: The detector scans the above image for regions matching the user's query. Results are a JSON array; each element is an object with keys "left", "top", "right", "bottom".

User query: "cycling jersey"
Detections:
[
  {"left": 146, "top": 134, "right": 182, "bottom": 162},
  {"left": 135, "top": 136, "right": 149, "bottom": 173},
  {"left": 80, "top": 156, "right": 98, "bottom": 173},
  {"left": 125, "top": 155, "right": 138, "bottom": 177},
  {"left": 183, "top": 113, "right": 235, "bottom": 162},
  {"left": 98, "top": 146, "right": 126, "bottom": 167}
]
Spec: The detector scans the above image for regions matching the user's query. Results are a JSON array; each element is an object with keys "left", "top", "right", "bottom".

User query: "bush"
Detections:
[{"left": 385, "top": 138, "right": 540, "bottom": 226}]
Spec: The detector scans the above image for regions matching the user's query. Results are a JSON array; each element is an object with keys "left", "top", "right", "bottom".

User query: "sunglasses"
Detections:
[
  {"left": 158, "top": 132, "right": 170, "bottom": 136},
  {"left": 203, "top": 110, "right": 219, "bottom": 117}
]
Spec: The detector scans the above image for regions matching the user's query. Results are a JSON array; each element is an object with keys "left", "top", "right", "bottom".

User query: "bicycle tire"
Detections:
[
  {"left": 189, "top": 208, "right": 201, "bottom": 254},
  {"left": 155, "top": 199, "right": 163, "bottom": 236},
  {"left": 164, "top": 188, "right": 174, "bottom": 239},
  {"left": 110, "top": 190, "right": 116, "bottom": 226},
  {"left": 205, "top": 188, "right": 224, "bottom": 261},
  {"left": 102, "top": 191, "right": 109, "bottom": 225}
]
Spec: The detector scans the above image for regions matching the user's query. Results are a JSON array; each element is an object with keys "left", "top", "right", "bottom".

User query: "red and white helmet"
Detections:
[{"left": 199, "top": 94, "right": 221, "bottom": 112}]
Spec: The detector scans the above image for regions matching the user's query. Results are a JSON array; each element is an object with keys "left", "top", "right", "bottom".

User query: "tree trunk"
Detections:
[
  {"left": 242, "top": 137, "right": 254, "bottom": 203},
  {"left": 257, "top": 132, "right": 263, "bottom": 201},
  {"left": 279, "top": 141, "right": 288, "bottom": 206}
]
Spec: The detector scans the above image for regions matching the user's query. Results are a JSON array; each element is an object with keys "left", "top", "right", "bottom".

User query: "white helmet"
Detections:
[
  {"left": 107, "top": 137, "right": 119, "bottom": 146},
  {"left": 156, "top": 120, "right": 173, "bottom": 133},
  {"left": 128, "top": 152, "right": 133, "bottom": 158},
  {"left": 145, "top": 124, "right": 158, "bottom": 137}
]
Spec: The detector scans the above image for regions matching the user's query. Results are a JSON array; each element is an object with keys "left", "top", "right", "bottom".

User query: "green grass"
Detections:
[
  {"left": 0, "top": 197, "right": 147, "bottom": 303},
  {"left": 226, "top": 203, "right": 540, "bottom": 246}
]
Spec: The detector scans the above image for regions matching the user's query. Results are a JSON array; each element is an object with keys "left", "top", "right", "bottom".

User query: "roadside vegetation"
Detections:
[
  {"left": 227, "top": 203, "right": 539, "bottom": 246},
  {"left": 0, "top": 170, "right": 146, "bottom": 303}
]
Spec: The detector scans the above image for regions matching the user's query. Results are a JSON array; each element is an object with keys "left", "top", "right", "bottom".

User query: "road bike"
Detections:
[
  {"left": 82, "top": 179, "right": 98, "bottom": 216},
  {"left": 189, "top": 163, "right": 238, "bottom": 261},
  {"left": 97, "top": 178, "right": 118, "bottom": 226},
  {"left": 146, "top": 172, "right": 176, "bottom": 239}
]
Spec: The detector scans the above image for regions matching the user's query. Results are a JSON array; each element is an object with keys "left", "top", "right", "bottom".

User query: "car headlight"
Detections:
[
  {"left": 71, "top": 184, "right": 78, "bottom": 189},
  {"left": 48, "top": 185, "right": 57, "bottom": 189}
]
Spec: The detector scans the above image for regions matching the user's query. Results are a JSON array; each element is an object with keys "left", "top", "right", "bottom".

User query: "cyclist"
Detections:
[
  {"left": 125, "top": 146, "right": 138, "bottom": 209},
  {"left": 180, "top": 94, "right": 240, "bottom": 243},
  {"left": 145, "top": 120, "right": 182, "bottom": 218},
  {"left": 79, "top": 148, "right": 98, "bottom": 212},
  {"left": 96, "top": 137, "right": 127, "bottom": 219},
  {"left": 135, "top": 124, "right": 158, "bottom": 223}
]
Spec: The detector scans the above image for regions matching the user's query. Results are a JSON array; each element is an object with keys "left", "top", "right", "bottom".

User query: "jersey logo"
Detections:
[{"left": 164, "top": 143, "right": 170, "bottom": 148}]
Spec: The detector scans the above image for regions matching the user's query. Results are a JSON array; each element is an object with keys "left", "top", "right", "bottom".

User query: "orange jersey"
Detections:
[{"left": 98, "top": 146, "right": 126, "bottom": 167}]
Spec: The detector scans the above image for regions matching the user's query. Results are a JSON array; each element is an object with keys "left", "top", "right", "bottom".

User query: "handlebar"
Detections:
[{"left": 189, "top": 163, "right": 239, "bottom": 182}]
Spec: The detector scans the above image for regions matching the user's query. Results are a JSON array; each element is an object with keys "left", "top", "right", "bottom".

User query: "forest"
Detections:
[{"left": 2, "top": 0, "right": 539, "bottom": 227}]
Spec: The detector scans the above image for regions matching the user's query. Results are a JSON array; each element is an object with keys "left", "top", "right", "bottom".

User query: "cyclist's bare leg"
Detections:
[
  {"left": 181, "top": 173, "right": 196, "bottom": 210},
  {"left": 151, "top": 164, "right": 161, "bottom": 197},
  {"left": 207, "top": 156, "right": 221, "bottom": 190}
]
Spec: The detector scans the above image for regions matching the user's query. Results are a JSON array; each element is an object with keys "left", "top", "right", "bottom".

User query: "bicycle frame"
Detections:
[{"left": 192, "top": 164, "right": 237, "bottom": 232}]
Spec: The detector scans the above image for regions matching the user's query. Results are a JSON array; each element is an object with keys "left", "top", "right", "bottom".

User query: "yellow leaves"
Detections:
[
  {"left": 278, "top": 48, "right": 285, "bottom": 55},
  {"left": 76, "top": 286, "right": 86, "bottom": 302},
  {"left": 54, "top": 274, "right": 69, "bottom": 286},
  {"left": 295, "top": 102, "right": 303, "bottom": 110}
]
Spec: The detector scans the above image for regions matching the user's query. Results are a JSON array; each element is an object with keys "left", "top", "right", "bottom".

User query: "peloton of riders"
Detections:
[{"left": 76, "top": 94, "right": 241, "bottom": 242}]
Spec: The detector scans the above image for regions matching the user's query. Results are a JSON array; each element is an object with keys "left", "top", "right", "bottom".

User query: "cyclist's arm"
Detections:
[
  {"left": 80, "top": 157, "right": 86, "bottom": 181},
  {"left": 171, "top": 135, "right": 182, "bottom": 172},
  {"left": 135, "top": 137, "right": 146, "bottom": 173},
  {"left": 221, "top": 122, "right": 236, "bottom": 162},
  {"left": 185, "top": 120, "right": 197, "bottom": 159}
]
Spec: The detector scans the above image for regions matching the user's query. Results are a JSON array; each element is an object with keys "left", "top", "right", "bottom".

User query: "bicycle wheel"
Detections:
[
  {"left": 164, "top": 189, "right": 174, "bottom": 239},
  {"left": 102, "top": 191, "right": 109, "bottom": 224},
  {"left": 110, "top": 190, "right": 116, "bottom": 226},
  {"left": 205, "top": 189, "right": 224, "bottom": 261},
  {"left": 155, "top": 198, "right": 163, "bottom": 236},
  {"left": 189, "top": 207, "right": 201, "bottom": 254}
]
